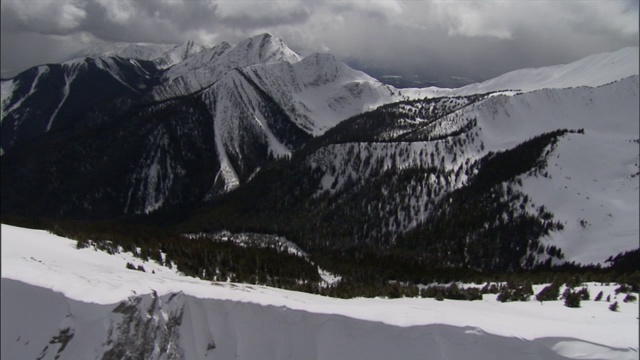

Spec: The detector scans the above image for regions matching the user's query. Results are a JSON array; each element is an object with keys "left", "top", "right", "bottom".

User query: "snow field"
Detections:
[{"left": 2, "top": 224, "right": 638, "bottom": 359}]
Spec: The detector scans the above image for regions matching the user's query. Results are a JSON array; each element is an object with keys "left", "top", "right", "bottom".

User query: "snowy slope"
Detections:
[
  {"left": 452, "top": 47, "right": 639, "bottom": 95},
  {"left": 452, "top": 76, "right": 640, "bottom": 264},
  {"left": 244, "top": 53, "right": 445, "bottom": 135},
  {"left": 301, "top": 76, "right": 639, "bottom": 263},
  {"left": 196, "top": 67, "right": 310, "bottom": 192},
  {"left": 240, "top": 45, "right": 639, "bottom": 136},
  {"left": 2, "top": 224, "right": 638, "bottom": 360},
  {"left": 1, "top": 57, "right": 157, "bottom": 152}
]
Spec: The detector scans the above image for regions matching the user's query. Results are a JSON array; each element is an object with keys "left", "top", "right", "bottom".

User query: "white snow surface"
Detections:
[
  {"left": 452, "top": 47, "right": 639, "bottom": 96},
  {"left": 2, "top": 224, "right": 638, "bottom": 360},
  {"left": 0, "top": 79, "right": 17, "bottom": 118}
]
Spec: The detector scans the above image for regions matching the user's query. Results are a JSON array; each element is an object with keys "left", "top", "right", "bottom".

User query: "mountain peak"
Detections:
[{"left": 234, "top": 33, "right": 301, "bottom": 64}]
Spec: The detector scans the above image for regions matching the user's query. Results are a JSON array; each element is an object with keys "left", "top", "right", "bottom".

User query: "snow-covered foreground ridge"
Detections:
[{"left": 2, "top": 224, "right": 638, "bottom": 360}]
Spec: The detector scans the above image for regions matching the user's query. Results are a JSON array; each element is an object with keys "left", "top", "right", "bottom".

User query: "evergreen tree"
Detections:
[
  {"left": 594, "top": 291, "right": 603, "bottom": 301},
  {"left": 578, "top": 287, "right": 590, "bottom": 300},
  {"left": 536, "top": 282, "right": 561, "bottom": 302},
  {"left": 564, "top": 290, "right": 581, "bottom": 308}
]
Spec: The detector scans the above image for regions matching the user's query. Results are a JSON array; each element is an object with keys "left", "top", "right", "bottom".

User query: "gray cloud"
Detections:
[{"left": 1, "top": 0, "right": 638, "bottom": 83}]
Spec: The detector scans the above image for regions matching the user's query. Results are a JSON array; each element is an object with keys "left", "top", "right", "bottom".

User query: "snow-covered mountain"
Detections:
[
  {"left": 0, "top": 35, "right": 637, "bottom": 266},
  {"left": 67, "top": 40, "right": 207, "bottom": 70},
  {"left": 1, "top": 33, "right": 415, "bottom": 188},
  {"left": 452, "top": 77, "right": 640, "bottom": 264},
  {"left": 2, "top": 224, "right": 638, "bottom": 360},
  {"left": 68, "top": 42, "right": 175, "bottom": 62},
  {"left": 150, "top": 33, "right": 301, "bottom": 100},
  {"left": 451, "top": 47, "right": 640, "bottom": 95},
  {"left": 1, "top": 56, "right": 158, "bottom": 152},
  {"left": 292, "top": 76, "right": 638, "bottom": 265},
  {"left": 1, "top": 38, "right": 639, "bottom": 359},
  {"left": 242, "top": 52, "right": 411, "bottom": 135}
]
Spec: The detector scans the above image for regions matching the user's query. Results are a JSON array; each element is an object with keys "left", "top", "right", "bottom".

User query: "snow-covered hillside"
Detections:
[
  {"left": 244, "top": 52, "right": 446, "bottom": 135},
  {"left": 452, "top": 47, "right": 639, "bottom": 95},
  {"left": 1, "top": 224, "right": 638, "bottom": 360},
  {"left": 302, "top": 75, "right": 639, "bottom": 264},
  {"left": 452, "top": 76, "right": 640, "bottom": 264}
]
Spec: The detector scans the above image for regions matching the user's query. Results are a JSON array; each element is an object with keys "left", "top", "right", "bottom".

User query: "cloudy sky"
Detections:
[{"left": 1, "top": 0, "right": 638, "bottom": 85}]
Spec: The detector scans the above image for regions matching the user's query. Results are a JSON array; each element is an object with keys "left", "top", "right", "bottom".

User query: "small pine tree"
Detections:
[
  {"left": 76, "top": 239, "right": 90, "bottom": 249},
  {"left": 606, "top": 294, "right": 611, "bottom": 302},
  {"left": 536, "top": 282, "right": 561, "bottom": 302},
  {"left": 498, "top": 281, "right": 534, "bottom": 302},
  {"left": 125, "top": 262, "right": 136, "bottom": 270},
  {"left": 615, "top": 284, "right": 630, "bottom": 294},
  {"left": 387, "top": 283, "right": 402, "bottom": 299},
  {"left": 578, "top": 287, "right": 590, "bottom": 301},
  {"left": 564, "top": 291, "right": 581, "bottom": 308},
  {"left": 609, "top": 301, "right": 619, "bottom": 312},
  {"left": 594, "top": 291, "right": 603, "bottom": 301},
  {"left": 623, "top": 294, "right": 637, "bottom": 303},
  {"left": 565, "top": 276, "right": 582, "bottom": 289}
]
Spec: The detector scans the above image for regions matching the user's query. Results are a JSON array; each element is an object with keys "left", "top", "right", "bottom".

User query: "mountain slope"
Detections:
[
  {"left": 452, "top": 47, "right": 639, "bottom": 95},
  {"left": 0, "top": 65, "right": 311, "bottom": 217},
  {"left": 198, "top": 67, "right": 311, "bottom": 192},
  {"left": 0, "top": 33, "right": 418, "bottom": 213},
  {"left": 0, "top": 57, "right": 159, "bottom": 153},
  {"left": 244, "top": 53, "right": 412, "bottom": 135},
  {"left": 1, "top": 95, "right": 221, "bottom": 217},
  {"left": 0, "top": 38, "right": 637, "bottom": 265},
  {"left": 151, "top": 33, "right": 301, "bottom": 100},
  {"left": 186, "top": 76, "right": 638, "bottom": 266}
]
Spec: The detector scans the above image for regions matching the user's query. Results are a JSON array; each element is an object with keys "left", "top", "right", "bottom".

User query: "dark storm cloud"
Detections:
[
  {"left": 214, "top": 9, "right": 311, "bottom": 30},
  {"left": 1, "top": 0, "right": 638, "bottom": 82}
]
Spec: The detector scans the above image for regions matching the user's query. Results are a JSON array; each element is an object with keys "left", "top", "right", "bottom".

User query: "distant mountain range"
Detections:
[{"left": 1, "top": 34, "right": 638, "bottom": 267}]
